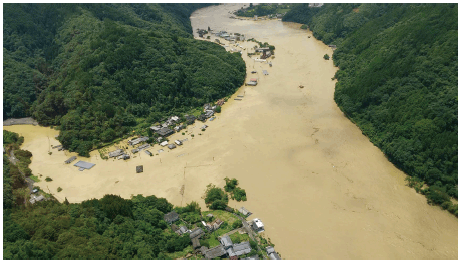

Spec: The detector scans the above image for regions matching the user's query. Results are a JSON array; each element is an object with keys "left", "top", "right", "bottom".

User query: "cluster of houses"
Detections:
[
  {"left": 162, "top": 209, "right": 280, "bottom": 260},
  {"left": 215, "top": 31, "right": 246, "bottom": 43}
]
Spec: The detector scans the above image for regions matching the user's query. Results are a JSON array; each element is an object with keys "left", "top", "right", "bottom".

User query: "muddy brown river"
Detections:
[{"left": 4, "top": 3, "right": 457, "bottom": 260}]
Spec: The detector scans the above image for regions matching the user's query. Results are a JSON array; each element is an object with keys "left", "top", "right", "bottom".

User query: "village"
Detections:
[
  {"left": 164, "top": 206, "right": 282, "bottom": 260},
  {"left": 49, "top": 26, "right": 274, "bottom": 175}
]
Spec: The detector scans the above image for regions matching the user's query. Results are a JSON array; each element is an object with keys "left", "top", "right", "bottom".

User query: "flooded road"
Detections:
[{"left": 4, "top": 3, "right": 457, "bottom": 260}]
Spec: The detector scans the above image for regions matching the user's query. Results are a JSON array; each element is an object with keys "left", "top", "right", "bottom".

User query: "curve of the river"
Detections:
[{"left": 189, "top": 3, "right": 458, "bottom": 260}]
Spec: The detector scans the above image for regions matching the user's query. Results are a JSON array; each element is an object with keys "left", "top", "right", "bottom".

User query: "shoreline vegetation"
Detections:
[
  {"left": 280, "top": 3, "right": 458, "bottom": 217},
  {"left": 4, "top": 3, "right": 246, "bottom": 157},
  {"left": 4, "top": 128, "right": 277, "bottom": 260}
]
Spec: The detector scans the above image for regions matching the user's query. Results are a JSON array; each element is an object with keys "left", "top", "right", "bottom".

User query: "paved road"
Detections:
[{"left": 231, "top": 212, "right": 269, "bottom": 259}]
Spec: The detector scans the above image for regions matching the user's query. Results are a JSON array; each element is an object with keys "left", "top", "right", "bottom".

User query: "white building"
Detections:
[
  {"left": 251, "top": 218, "right": 264, "bottom": 232},
  {"left": 160, "top": 141, "right": 168, "bottom": 147}
]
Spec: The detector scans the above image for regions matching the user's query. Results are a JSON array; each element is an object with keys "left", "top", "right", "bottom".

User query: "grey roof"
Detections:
[
  {"left": 269, "top": 252, "right": 281, "bottom": 260},
  {"left": 136, "top": 165, "right": 143, "bottom": 173},
  {"left": 157, "top": 127, "right": 174, "bottom": 137},
  {"left": 180, "top": 226, "right": 189, "bottom": 234},
  {"left": 164, "top": 211, "right": 179, "bottom": 224},
  {"left": 232, "top": 242, "right": 252, "bottom": 256},
  {"left": 137, "top": 143, "right": 150, "bottom": 150},
  {"left": 263, "top": 70, "right": 269, "bottom": 75},
  {"left": 265, "top": 246, "right": 275, "bottom": 254},
  {"left": 204, "top": 245, "right": 226, "bottom": 259},
  {"left": 108, "top": 149, "right": 124, "bottom": 158},
  {"left": 168, "top": 144, "right": 177, "bottom": 149},
  {"left": 190, "top": 228, "right": 204, "bottom": 239},
  {"left": 74, "top": 161, "right": 95, "bottom": 170},
  {"left": 238, "top": 207, "right": 252, "bottom": 216},
  {"left": 128, "top": 136, "right": 148, "bottom": 145},
  {"left": 192, "top": 237, "right": 201, "bottom": 249},
  {"left": 220, "top": 235, "right": 233, "bottom": 248},
  {"left": 131, "top": 149, "right": 139, "bottom": 154},
  {"left": 171, "top": 224, "right": 180, "bottom": 231},
  {"left": 200, "top": 246, "right": 209, "bottom": 255},
  {"left": 64, "top": 156, "right": 77, "bottom": 164}
]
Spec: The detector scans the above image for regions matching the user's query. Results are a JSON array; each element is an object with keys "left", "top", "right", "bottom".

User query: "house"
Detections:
[
  {"left": 265, "top": 246, "right": 275, "bottom": 254},
  {"left": 251, "top": 218, "right": 264, "bottom": 232},
  {"left": 204, "top": 245, "right": 227, "bottom": 260},
  {"left": 200, "top": 246, "right": 209, "bottom": 256},
  {"left": 220, "top": 235, "right": 233, "bottom": 249},
  {"left": 144, "top": 150, "right": 152, "bottom": 156},
  {"left": 205, "top": 110, "right": 215, "bottom": 118},
  {"left": 201, "top": 125, "right": 208, "bottom": 130},
  {"left": 204, "top": 103, "right": 213, "bottom": 111},
  {"left": 190, "top": 228, "right": 205, "bottom": 239},
  {"left": 255, "top": 47, "right": 270, "bottom": 52},
  {"left": 136, "top": 165, "right": 143, "bottom": 173},
  {"left": 131, "top": 149, "right": 139, "bottom": 154},
  {"left": 167, "top": 144, "right": 177, "bottom": 150},
  {"left": 192, "top": 237, "right": 201, "bottom": 250},
  {"left": 246, "top": 81, "right": 257, "bottom": 86},
  {"left": 185, "top": 115, "right": 196, "bottom": 125},
  {"left": 179, "top": 225, "right": 189, "bottom": 234},
  {"left": 137, "top": 143, "right": 150, "bottom": 150},
  {"left": 238, "top": 207, "right": 252, "bottom": 217},
  {"left": 198, "top": 114, "right": 208, "bottom": 122},
  {"left": 211, "top": 218, "right": 223, "bottom": 231},
  {"left": 269, "top": 252, "right": 281, "bottom": 260},
  {"left": 164, "top": 211, "right": 179, "bottom": 224},
  {"left": 157, "top": 137, "right": 164, "bottom": 143},
  {"left": 29, "top": 195, "right": 45, "bottom": 204},
  {"left": 128, "top": 136, "right": 149, "bottom": 146},
  {"left": 150, "top": 125, "right": 162, "bottom": 132},
  {"left": 160, "top": 141, "right": 168, "bottom": 147},
  {"left": 216, "top": 99, "right": 225, "bottom": 106},
  {"left": 108, "top": 149, "right": 124, "bottom": 158},
  {"left": 227, "top": 242, "right": 252, "bottom": 257},
  {"left": 157, "top": 127, "right": 174, "bottom": 137},
  {"left": 175, "top": 140, "right": 183, "bottom": 146},
  {"left": 250, "top": 78, "right": 258, "bottom": 83},
  {"left": 117, "top": 154, "right": 130, "bottom": 160},
  {"left": 174, "top": 125, "right": 185, "bottom": 132},
  {"left": 241, "top": 255, "right": 259, "bottom": 260},
  {"left": 64, "top": 156, "right": 77, "bottom": 164}
]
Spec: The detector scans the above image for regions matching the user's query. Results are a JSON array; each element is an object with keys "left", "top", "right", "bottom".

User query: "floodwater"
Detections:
[{"left": 4, "top": 3, "right": 457, "bottom": 259}]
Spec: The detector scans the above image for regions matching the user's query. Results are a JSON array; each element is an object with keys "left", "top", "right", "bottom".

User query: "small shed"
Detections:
[
  {"left": 175, "top": 140, "right": 183, "bottom": 146},
  {"left": 160, "top": 141, "right": 169, "bottom": 147},
  {"left": 167, "top": 144, "right": 177, "bottom": 150},
  {"left": 164, "top": 211, "right": 179, "bottom": 224},
  {"left": 238, "top": 207, "right": 252, "bottom": 217},
  {"left": 64, "top": 156, "right": 77, "bottom": 164},
  {"left": 136, "top": 165, "right": 143, "bottom": 173},
  {"left": 131, "top": 149, "right": 139, "bottom": 154}
]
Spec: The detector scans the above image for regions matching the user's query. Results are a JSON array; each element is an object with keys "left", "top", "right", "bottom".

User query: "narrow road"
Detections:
[
  {"left": 230, "top": 212, "right": 269, "bottom": 259},
  {"left": 8, "top": 149, "right": 34, "bottom": 194}
]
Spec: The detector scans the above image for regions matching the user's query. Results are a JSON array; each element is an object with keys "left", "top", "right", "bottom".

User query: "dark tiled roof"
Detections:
[
  {"left": 164, "top": 211, "right": 179, "bottom": 223},
  {"left": 204, "top": 245, "right": 226, "bottom": 259},
  {"left": 190, "top": 228, "right": 204, "bottom": 239},
  {"left": 157, "top": 127, "right": 174, "bottom": 137}
]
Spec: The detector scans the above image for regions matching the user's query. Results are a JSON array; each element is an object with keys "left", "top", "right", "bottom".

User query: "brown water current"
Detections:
[{"left": 4, "top": 3, "right": 457, "bottom": 259}]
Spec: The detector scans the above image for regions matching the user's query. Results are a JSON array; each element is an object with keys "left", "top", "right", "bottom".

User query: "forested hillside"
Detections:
[
  {"left": 283, "top": 4, "right": 458, "bottom": 214},
  {"left": 3, "top": 4, "right": 246, "bottom": 156}
]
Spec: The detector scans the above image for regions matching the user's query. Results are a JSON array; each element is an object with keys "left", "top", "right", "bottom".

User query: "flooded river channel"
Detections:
[{"left": 4, "top": 3, "right": 457, "bottom": 260}]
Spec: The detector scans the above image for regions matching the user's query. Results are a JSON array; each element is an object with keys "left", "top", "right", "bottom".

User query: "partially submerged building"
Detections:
[
  {"left": 220, "top": 235, "right": 233, "bottom": 249},
  {"left": 238, "top": 207, "right": 252, "bottom": 217},
  {"left": 64, "top": 156, "right": 77, "bottom": 164},
  {"left": 167, "top": 144, "right": 177, "bottom": 150},
  {"left": 29, "top": 195, "right": 45, "bottom": 205},
  {"left": 108, "top": 149, "right": 124, "bottom": 158},
  {"left": 157, "top": 127, "right": 174, "bottom": 137},
  {"left": 74, "top": 161, "right": 95, "bottom": 171},
  {"left": 128, "top": 136, "right": 149, "bottom": 146}
]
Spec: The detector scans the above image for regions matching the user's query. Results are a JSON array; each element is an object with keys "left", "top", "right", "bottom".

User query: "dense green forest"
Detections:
[
  {"left": 3, "top": 3, "right": 246, "bottom": 156},
  {"left": 234, "top": 3, "right": 291, "bottom": 17},
  {"left": 283, "top": 4, "right": 457, "bottom": 214}
]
